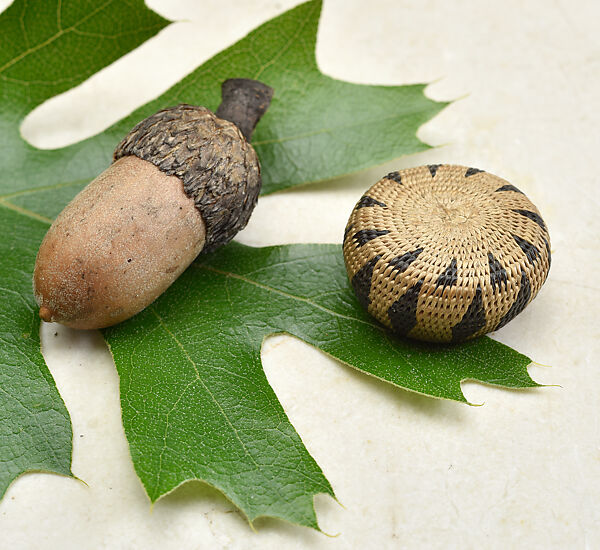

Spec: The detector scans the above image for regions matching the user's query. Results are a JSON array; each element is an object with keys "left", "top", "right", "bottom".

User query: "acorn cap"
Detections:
[{"left": 113, "top": 79, "right": 273, "bottom": 253}]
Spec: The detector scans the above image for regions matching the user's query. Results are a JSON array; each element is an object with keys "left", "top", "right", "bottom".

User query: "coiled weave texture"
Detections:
[{"left": 343, "top": 164, "right": 551, "bottom": 343}]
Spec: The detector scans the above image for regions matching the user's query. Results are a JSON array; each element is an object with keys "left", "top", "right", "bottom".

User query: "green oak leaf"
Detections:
[
  {"left": 0, "top": 0, "right": 447, "bottom": 219},
  {"left": 0, "top": 0, "right": 447, "bottom": 501},
  {"left": 0, "top": 0, "right": 169, "bottom": 501},
  {"left": 0, "top": 0, "right": 539, "bottom": 530},
  {"left": 105, "top": 242, "right": 536, "bottom": 528},
  {"left": 0, "top": 208, "right": 73, "bottom": 498}
]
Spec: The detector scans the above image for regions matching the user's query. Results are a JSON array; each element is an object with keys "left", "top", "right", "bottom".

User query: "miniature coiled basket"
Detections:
[{"left": 342, "top": 164, "right": 551, "bottom": 343}]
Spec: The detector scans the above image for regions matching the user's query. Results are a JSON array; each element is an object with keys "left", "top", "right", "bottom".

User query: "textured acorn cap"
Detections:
[
  {"left": 114, "top": 103, "right": 259, "bottom": 253},
  {"left": 343, "top": 164, "right": 551, "bottom": 343}
]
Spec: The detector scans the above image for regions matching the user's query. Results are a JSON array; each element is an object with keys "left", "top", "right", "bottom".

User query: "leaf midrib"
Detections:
[
  {"left": 196, "top": 262, "right": 378, "bottom": 329},
  {"left": 0, "top": 200, "right": 52, "bottom": 224},
  {"left": 145, "top": 304, "right": 333, "bottom": 498},
  {"left": 251, "top": 105, "right": 436, "bottom": 146},
  {"left": 147, "top": 305, "right": 262, "bottom": 491},
  {"left": 0, "top": 178, "right": 89, "bottom": 200}
]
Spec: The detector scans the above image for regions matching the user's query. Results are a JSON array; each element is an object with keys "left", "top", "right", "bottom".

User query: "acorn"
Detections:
[{"left": 34, "top": 78, "right": 273, "bottom": 329}]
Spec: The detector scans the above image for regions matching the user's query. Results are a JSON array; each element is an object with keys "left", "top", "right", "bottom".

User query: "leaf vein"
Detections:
[
  {"left": 147, "top": 306, "right": 262, "bottom": 475},
  {"left": 0, "top": 0, "right": 116, "bottom": 76},
  {"left": 0, "top": 200, "right": 52, "bottom": 224},
  {"left": 195, "top": 263, "right": 379, "bottom": 329}
]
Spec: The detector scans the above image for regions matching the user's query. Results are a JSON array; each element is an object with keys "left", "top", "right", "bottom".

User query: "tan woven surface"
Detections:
[{"left": 343, "top": 165, "right": 551, "bottom": 342}]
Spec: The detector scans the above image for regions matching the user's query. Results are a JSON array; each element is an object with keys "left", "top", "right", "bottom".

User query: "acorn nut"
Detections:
[{"left": 34, "top": 78, "right": 273, "bottom": 329}]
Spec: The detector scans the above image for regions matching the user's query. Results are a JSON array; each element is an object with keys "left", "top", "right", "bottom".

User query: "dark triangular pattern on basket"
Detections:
[
  {"left": 543, "top": 238, "right": 551, "bottom": 271},
  {"left": 512, "top": 209, "right": 547, "bottom": 232},
  {"left": 385, "top": 171, "right": 402, "bottom": 184},
  {"left": 465, "top": 167, "right": 485, "bottom": 177},
  {"left": 451, "top": 286, "right": 486, "bottom": 342},
  {"left": 488, "top": 252, "right": 508, "bottom": 292},
  {"left": 343, "top": 223, "right": 354, "bottom": 244},
  {"left": 352, "top": 229, "right": 390, "bottom": 247},
  {"left": 351, "top": 255, "right": 381, "bottom": 310},
  {"left": 388, "top": 249, "right": 423, "bottom": 277},
  {"left": 428, "top": 164, "right": 441, "bottom": 177},
  {"left": 495, "top": 271, "right": 532, "bottom": 330},
  {"left": 435, "top": 258, "right": 457, "bottom": 290},
  {"left": 513, "top": 234, "right": 540, "bottom": 265},
  {"left": 355, "top": 196, "right": 387, "bottom": 209},
  {"left": 495, "top": 184, "right": 524, "bottom": 194},
  {"left": 387, "top": 279, "right": 424, "bottom": 335}
]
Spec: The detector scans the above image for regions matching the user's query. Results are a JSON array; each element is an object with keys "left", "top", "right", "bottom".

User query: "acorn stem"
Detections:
[{"left": 215, "top": 78, "right": 273, "bottom": 142}]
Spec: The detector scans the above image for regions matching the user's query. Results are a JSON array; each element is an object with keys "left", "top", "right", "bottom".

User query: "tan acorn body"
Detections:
[
  {"left": 34, "top": 156, "right": 206, "bottom": 329},
  {"left": 34, "top": 79, "right": 273, "bottom": 329}
]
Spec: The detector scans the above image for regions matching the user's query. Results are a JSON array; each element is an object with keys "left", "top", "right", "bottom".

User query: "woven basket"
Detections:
[{"left": 343, "top": 164, "right": 551, "bottom": 343}]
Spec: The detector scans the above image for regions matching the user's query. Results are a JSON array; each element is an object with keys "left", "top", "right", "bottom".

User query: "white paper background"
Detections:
[{"left": 1, "top": 0, "right": 598, "bottom": 548}]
